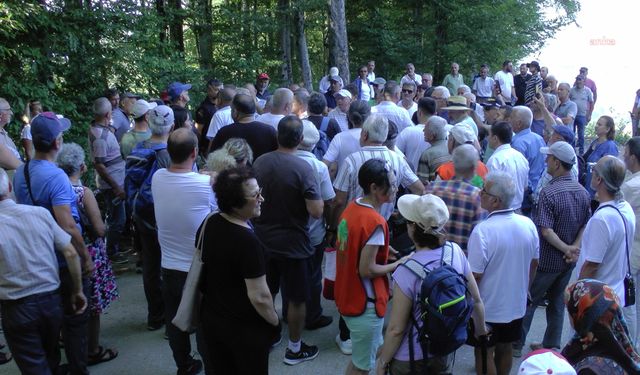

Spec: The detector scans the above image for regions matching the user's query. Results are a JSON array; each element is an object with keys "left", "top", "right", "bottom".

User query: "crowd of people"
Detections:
[{"left": 1, "top": 59, "right": 640, "bottom": 375}]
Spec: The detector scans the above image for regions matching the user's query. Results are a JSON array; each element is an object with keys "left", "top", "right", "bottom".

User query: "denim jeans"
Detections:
[
  {"left": 517, "top": 267, "right": 573, "bottom": 350},
  {"left": 135, "top": 218, "right": 164, "bottom": 326},
  {"left": 574, "top": 115, "right": 587, "bottom": 154},
  {"left": 103, "top": 189, "right": 126, "bottom": 255},
  {"left": 162, "top": 268, "right": 212, "bottom": 374},
  {"left": 1, "top": 292, "right": 63, "bottom": 375}
]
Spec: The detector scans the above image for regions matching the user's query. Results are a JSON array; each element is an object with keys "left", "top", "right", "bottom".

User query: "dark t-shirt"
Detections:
[
  {"left": 306, "top": 114, "right": 342, "bottom": 140},
  {"left": 325, "top": 91, "right": 337, "bottom": 109},
  {"left": 198, "top": 213, "right": 269, "bottom": 327},
  {"left": 514, "top": 73, "right": 531, "bottom": 106},
  {"left": 210, "top": 121, "right": 278, "bottom": 160},
  {"left": 253, "top": 151, "right": 320, "bottom": 258},
  {"left": 195, "top": 99, "right": 217, "bottom": 151}
]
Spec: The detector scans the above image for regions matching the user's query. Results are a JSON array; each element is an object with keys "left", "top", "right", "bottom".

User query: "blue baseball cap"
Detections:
[
  {"left": 552, "top": 125, "right": 575, "bottom": 145},
  {"left": 31, "top": 112, "right": 71, "bottom": 144},
  {"left": 167, "top": 82, "right": 192, "bottom": 101}
]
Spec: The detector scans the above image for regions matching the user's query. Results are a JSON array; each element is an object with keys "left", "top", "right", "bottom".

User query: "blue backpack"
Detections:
[
  {"left": 312, "top": 117, "right": 331, "bottom": 160},
  {"left": 400, "top": 242, "right": 473, "bottom": 364},
  {"left": 125, "top": 142, "right": 166, "bottom": 229}
]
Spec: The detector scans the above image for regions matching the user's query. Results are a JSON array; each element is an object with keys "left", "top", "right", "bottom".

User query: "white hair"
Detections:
[
  {"left": 458, "top": 85, "right": 471, "bottom": 95},
  {"left": 362, "top": 114, "right": 389, "bottom": 143},
  {"left": 432, "top": 86, "right": 451, "bottom": 99},
  {"left": 512, "top": 106, "right": 533, "bottom": 128},
  {"left": 272, "top": 88, "right": 294, "bottom": 111},
  {"left": 56, "top": 143, "right": 85, "bottom": 177},
  {"left": 0, "top": 168, "right": 9, "bottom": 198},
  {"left": 485, "top": 171, "right": 516, "bottom": 208},
  {"left": 426, "top": 116, "right": 448, "bottom": 141},
  {"left": 452, "top": 144, "right": 479, "bottom": 173}
]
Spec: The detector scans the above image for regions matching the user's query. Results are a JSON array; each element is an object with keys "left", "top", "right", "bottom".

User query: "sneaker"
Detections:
[
  {"left": 305, "top": 315, "right": 333, "bottom": 330},
  {"left": 176, "top": 359, "right": 202, "bottom": 375},
  {"left": 283, "top": 342, "right": 319, "bottom": 365},
  {"left": 335, "top": 334, "right": 352, "bottom": 355},
  {"left": 109, "top": 253, "right": 129, "bottom": 265},
  {"left": 512, "top": 347, "right": 522, "bottom": 358}
]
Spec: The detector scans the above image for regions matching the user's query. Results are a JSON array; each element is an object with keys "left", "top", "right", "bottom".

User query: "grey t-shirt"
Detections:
[
  {"left": 111, "top": 108, "right": 132, "bottom": 142},
  {"left": 554, "top": 100, "right": 578, "bottom": 127},
  {"left": 253, "top": 151, "right": 320, "bottom": 258},
  {"left": 569, "top": 87, "right": 594, "bottom": 117}
]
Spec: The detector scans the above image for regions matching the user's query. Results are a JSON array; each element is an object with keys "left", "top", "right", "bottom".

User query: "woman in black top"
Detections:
[{"left": 198, "top": 166, "right": 280, "bottom": 374}]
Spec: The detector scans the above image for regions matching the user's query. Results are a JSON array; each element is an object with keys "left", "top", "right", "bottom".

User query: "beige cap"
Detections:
[{"left": 398, "top": 194, "right": 449, "bottom": 235}]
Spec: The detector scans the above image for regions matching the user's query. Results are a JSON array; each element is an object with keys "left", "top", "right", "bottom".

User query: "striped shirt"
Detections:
[
  {"left": 534, "top": 174, "right": 591, "bottom": 273},
  {"left": 426, "top": 179, "right": 487, "bottom": 251},
  {"left": 0, "top": 199, "right": 71, "bottom": 300},
  {"left": 334, "top": 145, "right": 418, "bottom": 220},
  {"left": 417, "top": 140, "right": 451, "bottom": 183}
]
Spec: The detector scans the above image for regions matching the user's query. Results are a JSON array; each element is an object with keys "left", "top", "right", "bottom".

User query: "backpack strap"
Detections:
[
  {"left": 23, "top": 160, "right": 36, "bottom": 204},
  {"left": 320, "top": 116, "right": 330, "bottom": 133},
  {"left": 440, "top": 241, "right": 455, "bottom": 267}
]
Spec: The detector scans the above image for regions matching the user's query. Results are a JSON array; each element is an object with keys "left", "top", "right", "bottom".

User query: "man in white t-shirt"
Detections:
[
  {"left": 577, "top": 155, "right": 637, "bottom": 340},
  {"left": 396, "top": 97, "right": 435, "bottom": 172},
  {"left": 486, "top": 121, "right": 529, "bottom": 210},
  {"left": 468, "top": 170, "right": 539, "bottom": 375},
  {"left": 152, "top": 128, "right": 216, "bottom": 375},
  {"left": 256, "top": 88, "right": 294, "bottom": 129},
  {"left": 494, "top": 60, "right": 516, "bottom": 105},
  {"left": 205, "top": 87, "right": 235, "bottom": 146},
  {"left": 397, "top": 82, "right": 418, "bottom": 120},
  {"left": 372, "top": 82, "right": 413, "bottom": 133},
  {"left": 328, "top": 89, "right": 352, "bottom": 132},
  {"left": 400, "top": 63, "right": 422, "bottom": 86},
  {"left": 366, "top": 61, "right": 376, "bottom": 83},
  {"left": 472, "top": 64, "right": 495, "bottom": 103}
]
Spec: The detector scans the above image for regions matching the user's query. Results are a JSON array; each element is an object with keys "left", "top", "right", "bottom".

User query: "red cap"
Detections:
[{"left": 257, "top": 73, "right": 270, "bottom": 80}]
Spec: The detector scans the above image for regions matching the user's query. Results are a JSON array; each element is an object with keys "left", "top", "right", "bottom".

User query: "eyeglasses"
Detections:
[
  {"left": 246, "top": 187, "right": 263, "bottom": 200},
  {"left": 402, "top": 90, "right": 414, "bottom": 94},
  {"left": 480, "top": 188, "right": 499, "bottom": 199}
]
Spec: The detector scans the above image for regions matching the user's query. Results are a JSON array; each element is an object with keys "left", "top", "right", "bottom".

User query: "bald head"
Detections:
[
  {"left": 168, "top": 127, "right": 198, "bottom": 164},
  {"left": 272, "top": 88, "right": 294, "bottom": 115}
]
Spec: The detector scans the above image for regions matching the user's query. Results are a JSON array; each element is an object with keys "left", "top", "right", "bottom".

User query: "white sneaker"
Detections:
[{"left": 335, "top": 334, "right": 352, "bottom": 355}]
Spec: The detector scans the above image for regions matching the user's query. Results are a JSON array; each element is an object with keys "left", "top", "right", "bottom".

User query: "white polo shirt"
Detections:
[
  {"left": 323, "top": 128, "right": 362, "bottom": 166},
  {"left": 486, "top": 144, "right": 529, "bottom": 210},
  {"left": 577, "top": 200, "right": 635, "bottom": 304},
  {"left": 372, "top": 101, "right": 413, "bottom": 133},
  {"left": 396, "top": 124, "right": 430, "bottom": 172},
  {"left": 468, "top": 209, "right": 539, "bottom": 323},
  {"left": 255, "top": 113, "right": 285, "bottom": 130}
]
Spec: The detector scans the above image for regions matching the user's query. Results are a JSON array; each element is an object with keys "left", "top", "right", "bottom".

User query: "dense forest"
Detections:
[{"left": 0, "top": 0, "right": 579, "bottom": 145}]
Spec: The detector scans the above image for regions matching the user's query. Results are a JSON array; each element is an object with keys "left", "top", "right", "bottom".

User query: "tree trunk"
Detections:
[
  {"left": 294, "top": 7, "right": 312, "bottom": 90},
  {"left": 328, "top": 0, "right": 349, "bottom": 83},
  {"left": 278, "top": 0, "right": 292, "bottom": 85},
  {"left": 193, "top": 0, "right": 213, "bottom": 73},
  {"left": 432, "top": 1, "right": 448, "bottom": 82},
  {"left": 169, "top": 0, "right": 184, "bottom": 53},
  {"left": 156, "top": 0, "right": 167, "bottom": 43}
]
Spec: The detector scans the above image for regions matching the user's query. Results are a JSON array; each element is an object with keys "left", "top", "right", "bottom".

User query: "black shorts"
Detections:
[
  {"left": 467, "top": 317, "right": 523, "bottom": 347},
  {"left": 266, "top": 255, "right": 311, "bottom": 303}
]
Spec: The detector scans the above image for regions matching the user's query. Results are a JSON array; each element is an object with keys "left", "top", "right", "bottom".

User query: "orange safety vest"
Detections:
[
  {"left": 334, "top": 200, "right": 390, "bottom": 318},
  {"left": 436, "top": 160, "right": 489, "bottom": 181}
]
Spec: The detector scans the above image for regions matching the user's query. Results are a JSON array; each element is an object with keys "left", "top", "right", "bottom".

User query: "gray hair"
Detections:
[
  {"left": 594, "top": 156, "right": 626, "bottom": 200},
  {"left": 56, "top": 142, "right": 85, "bottom": 177},
  {"left": 272, "top": 88, "right": 294, "bottom": 111},
  {"left": 558, "top": 82, "right": 571, "bottom": 91},
  {"left": 458, "top": 85, "right": 471, "bottom": 95},
  {"left": 512, "top": 106, "right": 533, "bottom": 128},
  {"left": 426, "top": 116, "right": 448, "bottom": 141},
  {"left": 452, "top": 144, "right": 479, "bottom": 173},
  {"left": 402, "top": 81, "right": 417, "bottom": 91},
  {"left": 206, "top": 149, "right": 238, "bottom": 173},
  {"left": 362, "top": 113, "right": 389, "bottom": 143},
  {"left": 485, "top": 171, "right": 516, "bottom": 208},
  {"left": 93, "top": 97, "right": 111, "bottom": 117},
  {"left": 432, "top": 86, "right": 451, "bottom": 99},
  {"left": 235, "top": 87, "right": 251, "bottom": 96},
  {"left": 0, "top": 168, "right": 9, "bottom": 198},
  {"left": 223, "top": 138, "right": 253, "bottom": 165}
]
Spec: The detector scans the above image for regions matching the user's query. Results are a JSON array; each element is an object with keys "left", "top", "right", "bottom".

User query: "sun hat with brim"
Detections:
[
  {"left": 31, "top": 112, "right": 71, "bottom": 145},
  {"left": 540, "top": 141, "right": 576, "bottom": 165},
  {"left": 442, "top": 96, "right": 472, "bottom": 111},
  {"left": 398, "top": 194, "right": 449, "bottom": 236},
  {"left": 519, "top": 349, "right": 576, "bottom": 375}
]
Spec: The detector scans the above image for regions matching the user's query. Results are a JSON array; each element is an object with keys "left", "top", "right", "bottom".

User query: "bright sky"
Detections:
[{"left": 526, "top": 0, "right": 638, "bottom": 128}]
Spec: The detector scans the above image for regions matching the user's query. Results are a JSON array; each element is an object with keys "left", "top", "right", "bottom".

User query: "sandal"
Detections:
[
  {"left": 88, "top": 345, "right": 118, "bottom": 366},
  {"left": 0, "top": 350, "right": 12, "bottom": 365}
]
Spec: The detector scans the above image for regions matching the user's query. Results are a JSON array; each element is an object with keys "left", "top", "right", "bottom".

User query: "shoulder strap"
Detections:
[
  {"left": 196, "top": 213, "right": 216, "bottom": 261},
  {"left": 598, "top": 204, "right": 631, "bottom": 273},
  {"left": 23, "top": 160, "right": 36, "bottom": 204},
  {"left": 440, "top": 241, "right": 455, "bottom": 266},
  {"left": 320, "top": 116, "right": 330, "bottom": 133}
]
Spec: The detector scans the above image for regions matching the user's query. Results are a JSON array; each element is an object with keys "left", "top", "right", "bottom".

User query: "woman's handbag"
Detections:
[{"left": 172, "top": 213, "right": 215, "bottom": 333}]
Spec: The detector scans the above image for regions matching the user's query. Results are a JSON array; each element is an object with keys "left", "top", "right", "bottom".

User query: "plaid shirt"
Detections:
[
  {"left": 534, "top": 174, "right": 591, "bottom": 272},
  {"left": 425, "top": 178, "right": 487, "bottom": 251}
]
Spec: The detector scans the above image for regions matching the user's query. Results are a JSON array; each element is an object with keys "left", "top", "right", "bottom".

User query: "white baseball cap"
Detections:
[
  {"left": 540, "top": 141, "right": 576, "bottom": 165},
  {"left": 334, "top": 89, "right": 352, "bottom": 100},
  {"left": 519, "top": 349, "right": 576, "bottom": 375},
  {"left": 131, "top": 99, "right": 158, "bottom": 118},
  {"left": 450, "top": 124, "right": 476, "bottom": 144},
  {"left": 398, "top": 194, "right": 449, "bottom": 235}
]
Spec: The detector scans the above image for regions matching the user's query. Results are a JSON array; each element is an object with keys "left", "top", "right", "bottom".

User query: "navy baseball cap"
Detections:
[
  {"left": 31, "top": 112, "right": 71, "bottom": 145},
  {"left": 552, "top": 125, "right": 575, "bottom": 145},
  {"left": 167, "top": 82, "right": 192, "bottom": 101}
]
